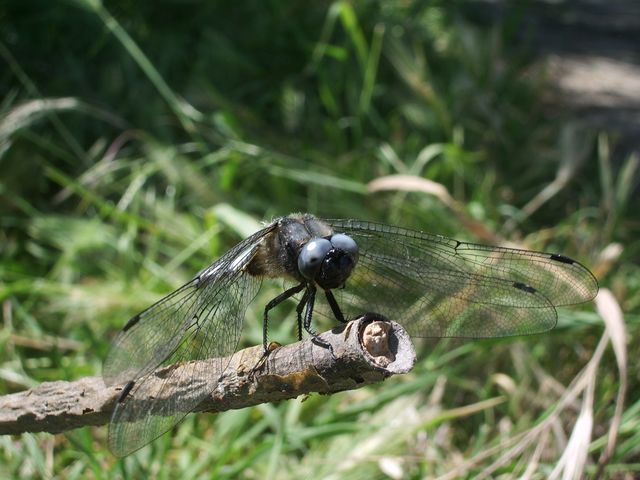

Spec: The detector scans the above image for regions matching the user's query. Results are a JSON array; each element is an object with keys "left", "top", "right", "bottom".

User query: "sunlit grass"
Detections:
[{"left": 1, "top": 1, "right": 638, "bottom": 478}]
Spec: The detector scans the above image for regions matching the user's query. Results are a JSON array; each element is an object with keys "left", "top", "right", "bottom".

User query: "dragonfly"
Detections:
[{"left": 103, "top": 213, "right": 599, "bottom": 456}]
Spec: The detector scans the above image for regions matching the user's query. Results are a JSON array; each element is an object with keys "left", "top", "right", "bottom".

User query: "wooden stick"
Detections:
[{"left": 0, "top": 314, "right": 416, "bottom": 435}]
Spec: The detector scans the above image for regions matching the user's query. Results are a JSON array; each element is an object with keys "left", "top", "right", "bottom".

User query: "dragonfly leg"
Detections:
[
  {"left": 303, "top": 286, "right": 335, "bottom": 356},
  {"left": 301, "top": 285, "right": 317, "bottom": 336},
  {"left": 262, "top": 283, "right": 305, "bottom": 355},
  {"left": 295, "top": 287, "right": 312, "bottom": 340},
  {"left": 325, "top": 289, "right": 346, "bottom": 323}
]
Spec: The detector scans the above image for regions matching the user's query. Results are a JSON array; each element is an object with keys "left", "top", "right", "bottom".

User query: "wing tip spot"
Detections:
[
  {"left": 513, "top": 282, "right": 537, "bottom": 294},
  {"left": 117, "top": 380, "right": 136, "bottom": 403},
  {"left": 549, "top": 253, "right": 575, "bottom": 265},
  {"left": 122, "top": 315, "right": 140, "bottom": 332}
]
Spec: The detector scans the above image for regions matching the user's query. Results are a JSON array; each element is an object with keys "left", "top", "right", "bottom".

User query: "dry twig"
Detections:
[{"left": 0, "top": 314, "right": 416, "bottom": 436}]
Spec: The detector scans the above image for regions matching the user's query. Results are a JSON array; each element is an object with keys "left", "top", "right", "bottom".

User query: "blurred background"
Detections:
[{"left": 1, "top": 0, "right": 638, "bottom": 478}]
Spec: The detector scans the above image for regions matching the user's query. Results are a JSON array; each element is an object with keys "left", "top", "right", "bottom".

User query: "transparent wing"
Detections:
[
  {"left": 103, "top": 223, "right": 275, "bottom": 456},
  {"left": 325, "top": 219, "right": 598, "bottom": 338}
]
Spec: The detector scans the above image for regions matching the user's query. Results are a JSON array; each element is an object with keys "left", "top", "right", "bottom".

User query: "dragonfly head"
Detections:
[{"left": 298, "top": 233, "right": 359, "bottom": 289}]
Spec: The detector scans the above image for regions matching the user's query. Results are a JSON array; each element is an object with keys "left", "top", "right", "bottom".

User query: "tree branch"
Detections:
[{"left": 0, "top": 314, "right": 416, "bottom": 435}]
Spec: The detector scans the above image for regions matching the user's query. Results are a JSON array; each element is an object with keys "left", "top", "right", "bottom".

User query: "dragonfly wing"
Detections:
[
  {"left": 325, "top": 219, "right": 598, "bottom": 338},
  {"left": 108, "top": 271, "right": 260, "bottom": 456},
  {"left": 103, "top": 223, "right": 276, "bottom": 456}
]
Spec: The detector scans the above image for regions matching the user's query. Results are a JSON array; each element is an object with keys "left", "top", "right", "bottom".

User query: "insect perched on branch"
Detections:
[{"left": 104, "top": 213, "right": 598, "bottom": 456}]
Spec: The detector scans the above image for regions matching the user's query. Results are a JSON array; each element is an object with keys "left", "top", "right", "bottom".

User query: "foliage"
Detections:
[{"left": 1, "top": 1, "right": 638, "bottom": 478}]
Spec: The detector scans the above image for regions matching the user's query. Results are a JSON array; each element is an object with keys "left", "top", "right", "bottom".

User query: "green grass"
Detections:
[{"left": 1, "top": 1, "right": 638, "bottom": 478}]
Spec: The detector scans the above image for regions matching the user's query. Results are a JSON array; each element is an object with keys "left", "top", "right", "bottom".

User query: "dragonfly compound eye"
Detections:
[
  {"left": 330, "top": 233, "right": 358, "bottom": 259},
  {"left": 298, "top": 238, "right": 332, "bottom": 280}
]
